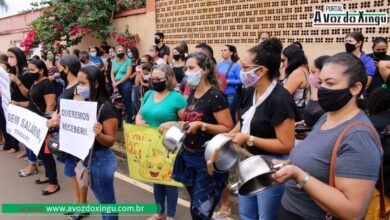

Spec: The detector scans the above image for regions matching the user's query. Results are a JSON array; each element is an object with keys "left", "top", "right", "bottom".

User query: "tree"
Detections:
[{"left": 0, "top": 0, "right": 8, "bottom": 11}]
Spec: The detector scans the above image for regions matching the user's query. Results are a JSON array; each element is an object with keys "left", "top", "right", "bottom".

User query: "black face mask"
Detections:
[
  {"left": 318, "top": 86, "right": 353, "bottom": 112},
  {"left": 172, "top": 54, "right": 181, "bottom": 61},
  {"left": 30, "top": 72, "right": 40, "bottom": 81},
  {"left": 154, "top": 38, "right": 161, "bottom": 45},
  {"left": 80, "top": 59, "right": 85, "bottom": 64},
  {"left": 152, "top": 81, "right": 167, "bottom": 92},
  {"left": 345, "top": 43, "right": 356, "bottom": 53},
  {"left": 374, "top": 52, "right": 387, "bottom": 60},
  {"left": 60, "top": 70, "right": 67, "bottom": 80},
  {"left": 117, "top": 53, "right": 125, "bottom": 59}
]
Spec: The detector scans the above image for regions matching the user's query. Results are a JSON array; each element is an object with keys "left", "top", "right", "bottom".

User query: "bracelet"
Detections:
[{"left": 296, "top": 172, "right": 310, "bottom": 189}]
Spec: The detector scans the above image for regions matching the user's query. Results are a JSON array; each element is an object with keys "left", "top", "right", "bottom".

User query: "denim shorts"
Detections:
[
  {"left": 64, "top": 154, "right": 79, "bottom": 177},
  {"left": 172, "top": 148, "right": 228, "bottom": 219}
]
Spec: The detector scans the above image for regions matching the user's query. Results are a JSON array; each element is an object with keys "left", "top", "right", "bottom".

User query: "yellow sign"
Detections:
[{"left": 124, "top": 124, "right": 183, "bottom": 187}]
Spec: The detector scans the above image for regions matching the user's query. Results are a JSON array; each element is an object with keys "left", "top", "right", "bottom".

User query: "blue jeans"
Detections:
[
  {"left": 226, "top": 92, "right": 238, "bottom": 123},
  {"left": 26, "top": 147, "right": 37, "bottom": 164},
  {"left": 131, "top": 85, "right": 140, "bottom": 115},
  {"left": 153, "top": 184, "right": 179, "bottom": 217},
  {"left": 117, "top": 80, "right": 133, "bottom": 123},
  {"left": 238, "top": 154, "right": 288, "bottom": 220},
  {"left": 90, "top": 149, "right": 118, "bottom": 220}
]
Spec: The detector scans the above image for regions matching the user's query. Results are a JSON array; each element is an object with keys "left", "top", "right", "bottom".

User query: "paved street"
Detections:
[{"left": 0, "top": 149, "right": 191, "bottom": 220}]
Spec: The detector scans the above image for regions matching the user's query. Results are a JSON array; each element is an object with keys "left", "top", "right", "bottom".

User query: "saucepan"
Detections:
[
  {"left": 162, "top": 123, "right": 189, "bottom": 153},
  {"left": 204, "top": 134, "right": 244, "bottom": 175},
  {"left": 238, "top": 155, "right": 285, "bottom": 196}
]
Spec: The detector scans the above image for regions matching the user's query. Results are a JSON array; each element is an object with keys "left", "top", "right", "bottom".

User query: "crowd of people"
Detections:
[{"left": 0, "top": 30, "right": 389, "bottom": 220}]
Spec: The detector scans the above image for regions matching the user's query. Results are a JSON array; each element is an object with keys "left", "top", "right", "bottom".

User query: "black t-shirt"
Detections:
[
  {"left": 183, "top": 87, "right": 228, "bottom": 149},
  {"left": 172, "top": 66, "right": 185, "bottom": 84},
  {"left": 367, "top": 53, "right": 390, "bottom": 95},
  {"left": 27, "top": 78, "right": 56, "bottom": 116},
  {"left": 158, "top": 44, "right": 170, "bottom": 59},
  {"left": 10, "top": 72, "right": 34, "bottom": 102},
  {"left": 57, "top": 85, "right": 76, "bottom": 111},
  {"left": 239, "top": 84, "right": 296, "bottom": 155},
  {"left": 94, "top": 102, "right": 118, "bottom": 151}
]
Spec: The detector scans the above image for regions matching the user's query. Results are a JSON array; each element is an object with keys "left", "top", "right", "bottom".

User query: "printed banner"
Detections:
[
  {"left": 59, "top": 99, "right": 97, "bottom": 160},
  {"left": 6, "top": 104, "right": 48, "bottom": 156},
  {"left": 0, "top": 66, "right": 11, "bottom": 131},
  {"left": 124, "top": 124, "right": 183, "bottom": 187}
]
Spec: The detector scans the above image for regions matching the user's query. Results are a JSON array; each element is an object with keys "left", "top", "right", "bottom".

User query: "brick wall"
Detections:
[{"left": 156, "top": 0, "right": 390, "bottom": 63}]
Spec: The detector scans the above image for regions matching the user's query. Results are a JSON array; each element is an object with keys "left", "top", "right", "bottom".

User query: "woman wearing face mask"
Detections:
[
  {"left": 75, "top": 65, "right": 119, "bottom": 220},
  {"left": 271, "top": 52, "right": 382, "bottom": 220},
  {"left": 345, "top": 32, "right": 376, "bottom": 90},
  {"left": 47, "top": 55, "right": 89, "bottom": 220},
  {"left": 135, "top": 64, "right": 187, "bottom": 220},
  {"left": 227, "top": 38, "right": 296, "bottom": 220},
  {"left": 45, "top": 50, "right": 65, "bottom": 97},
  {"left": 172, "top": 52, "right": 234, "bottom": 220},
  {"left": 281, "top": 44, "right": 310, "bottom": 122},
  {"left": 88, "top": 46, "right": 104, "bottom": 69},
  {"left": 18, "top": 59, "right": 59, "bottom": 195},
  {"left": 128, "top": 46, "right": 142, "bottom": 116},
  {"left": 138, "top": 62, "right": 153, "bottom": 97},
  {"left": 150, "top": 46, "right": 166, "bottom": 65},
  {"left": 110, "top": 45, "right": 134, "bottom": 124},
  {"left": 104, "top": 47, "right": 116, "bottom": 97},
  {"left": 171, "top": 46, "right": 186, "bottom": 84},
  {"left": 303, "top": 55, "right": 329, "bottom": 128},
  {"left": 367, "top": 37, "right": 390, "bottom": 96},
  {"left": 5, "top": 47, "right": 32, "bottom": 154}
]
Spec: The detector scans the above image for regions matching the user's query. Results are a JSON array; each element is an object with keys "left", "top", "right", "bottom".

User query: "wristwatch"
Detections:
[
  {"left": 201, "top": 122, "right": 207, "bottom": 131},
  {"left": 17, "top": 82, "right": 22, "bottom": 86},
  {"left": 296, "top": 172, "right": 310, "bottom": 189},
  {"left": 246, "top": 135, "right": 255, "bottom": 147}
]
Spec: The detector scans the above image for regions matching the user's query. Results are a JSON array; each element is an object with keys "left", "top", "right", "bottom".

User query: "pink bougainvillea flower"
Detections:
[
  {"left": 123, "top": 41, "right": 130, "bottom": 48},
  {"left": 82, "top": 12, "right": 88, "bottom": 17},
  {"left": 116, "top": 36, "right": 126, "bottom": 43},
  {"left": 111, "top": 31, "right": 118, "bottom": 38},
  {"left": 55, "top": 23, "right": 63, "bottom": 31}
]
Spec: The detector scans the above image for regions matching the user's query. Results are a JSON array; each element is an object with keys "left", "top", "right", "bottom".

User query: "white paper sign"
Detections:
[
  {"left": 0, "top": 66, "right": 11, "bottom": 131},
  {"left": 59, "top": 99, "right": 97, "bottom": 160},
  {"left": 6, "top": 104, "right": 49, "bottom": 156}
]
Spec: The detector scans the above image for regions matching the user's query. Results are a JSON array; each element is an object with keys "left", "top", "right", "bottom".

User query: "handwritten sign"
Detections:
[
  {"left": 124, "top": 124, "right": 183, "bottom": 187},
  {"left": 6, "top": 104, "right": 48, "bottom": 156},
  {"left": 59, "top": 99, "right": 97, "bottom": 160},
  {"left": 0, "top": 66, "right": 11, "bottom": 131}
]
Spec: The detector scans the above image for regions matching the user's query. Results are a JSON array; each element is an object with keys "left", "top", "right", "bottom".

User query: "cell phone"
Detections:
[{"left": 373, "top": 57, "right": 380, "bottom": 62}]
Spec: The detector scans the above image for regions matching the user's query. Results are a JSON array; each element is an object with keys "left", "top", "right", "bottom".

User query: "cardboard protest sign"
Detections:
[
  {"left": 59, "top": 99, "right": 97, "bottom": 160},
  {"left": 6, "top": 104, "right": 48, "bottom": 156},
  {"left": 124, "top": 124, "right": 183, "bottom": 187},
  {"left": 0, "top": 66, "right": 11, "bottom": 131}
]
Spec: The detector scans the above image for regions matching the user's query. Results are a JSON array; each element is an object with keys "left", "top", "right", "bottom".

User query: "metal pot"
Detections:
[
  {"left": 204, "top": 134, "right": 242, "bottom": 174},
  {"left": 162, "top": 124, "right": 187, "bottom": 153},
  {"left": 238, "top": 155, "right": 284, "bottom": 196}
]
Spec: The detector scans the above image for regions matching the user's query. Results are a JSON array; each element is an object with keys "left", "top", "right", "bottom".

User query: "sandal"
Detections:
[
  {"left": 147, "top": 214, "right": 166, "bottom": 220},
  {"left": 17, "top": 152, "right": 27, "bottom": 158},
  {"left": 7, "top": 148, "right": 17, "bottom": 154},
  {"left": 213, "top": 208, "right": 231, "bottom": 219},
  {"left": 19, "top": 169, "right": 38, "bottom": 177}
]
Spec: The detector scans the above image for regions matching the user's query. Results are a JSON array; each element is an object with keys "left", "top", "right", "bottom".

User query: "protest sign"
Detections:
[
  {"left": 59, "top": 99, "right": 97, "bottom": 160},
  {"left": 0, "top": 66, "right": 11, "bottom": 130},
  {"left": 6, "top": 104, "right": 48, "bottom": 155},
  {"left": 124, "top": 124, "right": 183, "bottom": 187}
]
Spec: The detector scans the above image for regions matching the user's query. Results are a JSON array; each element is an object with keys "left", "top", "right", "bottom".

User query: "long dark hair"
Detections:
[
  {"left": 186, "top": 52, "right": 219, "bottom": 88},
  {"left": 128, "top": 45, "right": 140, "bottom": 63},
  {"left": 346, "top": 32, "right": 364, "bottom": 51},
  {"left": 282, "top": 44, "right": 308, "bottom": 77},
  {"left": 29, "top": 59, "right": 48, "bottom": 77},
  {"left": 224, "top": 44, "right": 239, "bottom": 62},
  {"left": 7, "top": 47, "right": 28, "bottom": 76},
  {"left": 79, "top": 65, "right": 108, "bottom": 104},
  {"left": 59, "top": 55, "right": 81, "bottom": 77}
]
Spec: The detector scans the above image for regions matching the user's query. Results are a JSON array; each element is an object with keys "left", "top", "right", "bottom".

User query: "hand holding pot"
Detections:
[
  {"left": 228, "top": 132, "right": 250, "bottom": 146},
  {"left": 186, "top": 121, "right": 202, "bottom": 134},
  {"left": 271, "top": 161, "right": 306, "bottom": 184},
  {"left": 159, "top": 121, "right": 178, "bottom": 133}
]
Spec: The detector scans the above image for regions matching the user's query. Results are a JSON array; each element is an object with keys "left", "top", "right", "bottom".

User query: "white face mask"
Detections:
[
  {"left": 149, "top": 52, "right": 156, "bottom": 57},
  {"left": 8, "top": 58, "right": 16, "bottom": 67},
  {"left": 239, "top": 67, "right": 261, "bottom": 87},
  {"left": 143, "top": 74, "right": 151, "bottom": 80},
  {"left": 185, "top": 69, "right": 202, "bottom": 87}
]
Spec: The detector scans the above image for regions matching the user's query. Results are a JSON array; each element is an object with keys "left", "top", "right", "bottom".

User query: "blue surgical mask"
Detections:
[
  {"left": 240, "top": 67, "right": 260, "bottom": 87},
  {"left": 90, "top": 52, "right": 97, "bottom": 57},
  {"left": 76, "top": 85, "right": 90, "bottom": 100},
  {"left": 185, "top": 70, "right": 202, "bottom": 87},
  {"left": 127, "top": 52, "right": 133, "bottom": 59}
]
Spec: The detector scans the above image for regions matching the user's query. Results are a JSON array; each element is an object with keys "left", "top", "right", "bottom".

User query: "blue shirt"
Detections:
[
  {"left": 216, "top": 61, "right": 242, "bottom": 95},
  {"left": 359, "top": 52, "right": 376, "bottom": 77},
  {"left": 89, "top": 56, "right": 104, "bottom": 67}
]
